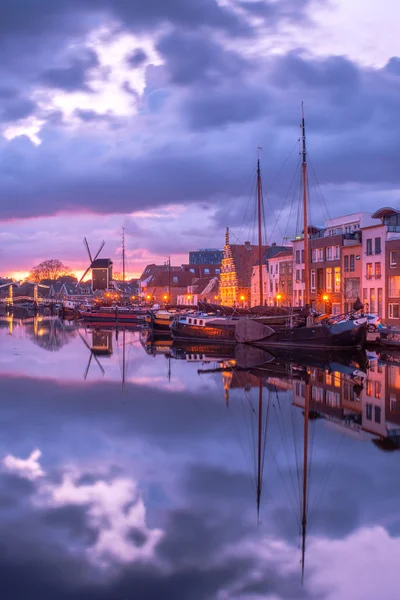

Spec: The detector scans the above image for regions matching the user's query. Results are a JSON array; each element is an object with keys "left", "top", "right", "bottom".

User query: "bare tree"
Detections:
[{"left": 29, "top": 259, "right": 72, "bottom": 282}]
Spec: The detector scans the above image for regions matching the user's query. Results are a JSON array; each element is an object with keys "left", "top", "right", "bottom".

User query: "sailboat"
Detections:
[{"left": 171, "top": 107, "right": 367, "bottom": 348}]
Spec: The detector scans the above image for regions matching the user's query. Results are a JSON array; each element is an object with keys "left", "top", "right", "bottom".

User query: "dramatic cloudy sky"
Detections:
[{"left": 1, "top": 0, "right": 400, "bottom": 278}]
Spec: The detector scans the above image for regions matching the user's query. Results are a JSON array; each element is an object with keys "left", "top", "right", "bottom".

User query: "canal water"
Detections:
[{"left": 1, "top": 315, "right": 400, "bottom": 599}]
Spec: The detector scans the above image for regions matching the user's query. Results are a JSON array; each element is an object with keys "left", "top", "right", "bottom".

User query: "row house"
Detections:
[
  {"left": 361, "top": 207, "right": 400, "bottom": 324},
  {"left": 292, "top": 237, "right": 305, "bottom": 307},
  {"left": 250, "top": 245, "right": 292, "bottom": 307},
  {"left": 309, "top": 213, "right": 375, "bottom": 314}
]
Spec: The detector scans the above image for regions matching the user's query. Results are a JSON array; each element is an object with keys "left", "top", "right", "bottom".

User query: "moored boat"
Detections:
[
  {"left": 145, "top": 309, "right": 180, "bottom": 332},
  {"left": 170, "top": 314, "right": 239, "bottom": 342},
  {"left": 235, "top": 314, "right": 367, "bottom": 349},
  {"left": 78, "top": 306, "right": 146, "bottom": 324}
]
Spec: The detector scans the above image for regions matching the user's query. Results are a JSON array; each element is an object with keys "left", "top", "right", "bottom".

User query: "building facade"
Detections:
[
  {"left": 251, "top": 245, "right": 293, "bottom": 307},
  {"left": 220, "top": 228, "right": 268, "bottom": 307},
  {"left": 189, "top": 249, "right": 223, "bottom": 265}
]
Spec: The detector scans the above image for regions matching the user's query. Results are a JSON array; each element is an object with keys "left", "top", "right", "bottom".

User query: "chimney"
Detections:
[
  {"left": 244, "top": 241, "right": 251, "bottom": 249},
  {"left": 272, "top": 242, "right": 276, "bottom": 247}
]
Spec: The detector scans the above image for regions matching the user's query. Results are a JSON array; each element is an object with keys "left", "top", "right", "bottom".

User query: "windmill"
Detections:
[
  {"left": 78, "top": 238, "right": 106, "bottom": 289},
  {"left": 79, "top": 331, "right": 106, "bottom": 380}
]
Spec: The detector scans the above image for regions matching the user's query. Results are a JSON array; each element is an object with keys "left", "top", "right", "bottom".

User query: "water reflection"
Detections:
[{"left": 1, "top": 317, "right": 400, "bottom": 599}]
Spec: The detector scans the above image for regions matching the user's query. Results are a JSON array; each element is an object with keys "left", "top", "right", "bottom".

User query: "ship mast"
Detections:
[
  {"left": 256, "top": 378, "right": 263, "bottom": 522},
  {"left": 257, "top": 148, "right": 264, "bottom": 306},
  {"left": 301, "top": 369, "right": 310, "bottom": 583},
  {"left": 122, "top": 226, "right": 126, "bottom": 300},
  {"left": 301, "top": 103, "right": 310, "bottom": 307}
]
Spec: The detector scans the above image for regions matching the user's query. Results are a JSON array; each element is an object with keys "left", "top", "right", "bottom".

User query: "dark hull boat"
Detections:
[
  {"left": 171, "top": 313, "right": 367, "bottom": 350},
  {"left": 170, "top": 315, "right": 238, "bottom": 342},
  {"left": 79, "top": 309, "right": 145, "bottom": 324},
  {"left": 235, "top": 318, "right": 367, "bottom": 349}
]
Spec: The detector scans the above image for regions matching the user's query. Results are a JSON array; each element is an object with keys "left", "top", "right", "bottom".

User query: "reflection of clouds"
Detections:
[
  {"left": 3, "top": 449, "right": 44, "bottom": 480},
  {"left": 3, "top": 450, "right": 163, "bottom": 568},
  {"left": 309, "top": 527, "right": 400, "bottom": 600}
]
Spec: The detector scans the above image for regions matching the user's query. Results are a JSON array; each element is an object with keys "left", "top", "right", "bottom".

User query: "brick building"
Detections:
[{"left": 220, "top": 228, "right": 268, "bottom": 307}]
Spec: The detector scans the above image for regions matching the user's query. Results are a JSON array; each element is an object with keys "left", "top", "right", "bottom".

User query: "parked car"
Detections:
[{"left": 364, "top": 314, "right": 382, "bottom": 332}]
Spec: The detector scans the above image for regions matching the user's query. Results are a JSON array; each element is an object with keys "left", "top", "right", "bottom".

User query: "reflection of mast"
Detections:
[
  {"left": 301, "top": 369, "right": 310, "bottom": 584},
  {"left": 256, "top": 379, "right": 263, "bottom": 522},
  {"left": 122, "top": 328, "right": 126, "bottom": 397},
  {"left": 122, "top": 226, "right": 126, "bottom": 300}
]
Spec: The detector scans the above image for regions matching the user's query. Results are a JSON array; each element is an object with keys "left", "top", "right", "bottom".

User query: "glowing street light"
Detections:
[
  {"left": 322, "top": 294, "right": 329, "bottom": 302},
  {"left": 276, "top": 294, "right": 282, "bottom": 301},
  {"left": 163, "top": 294, "right": 168, "bottom": 301}
]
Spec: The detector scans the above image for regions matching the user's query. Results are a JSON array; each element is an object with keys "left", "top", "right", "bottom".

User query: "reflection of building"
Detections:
[
  {"left": 91, "top": 330, "right": 113, "bottom": 355},
  {"left": 293, "top": 361, "right": 400, "bottom": 447}
]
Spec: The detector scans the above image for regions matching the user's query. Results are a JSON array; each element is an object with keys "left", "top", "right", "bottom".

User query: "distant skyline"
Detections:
[{"left": 1, "top": 0, "right": 400, "bottom": 278}]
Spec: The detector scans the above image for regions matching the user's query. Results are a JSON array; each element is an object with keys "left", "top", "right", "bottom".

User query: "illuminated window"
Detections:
[
  {"left": 375, "top": 381, "right": 382, "bottom": 399},
  {"left": 334, "top": 267, "right": 341, "bottom": 292},
  {"left": 326, "top": 268, "right": 332, "bottom": 292},
  {"left": 390, "top": 250, "right": 397, "bottom": 267}
]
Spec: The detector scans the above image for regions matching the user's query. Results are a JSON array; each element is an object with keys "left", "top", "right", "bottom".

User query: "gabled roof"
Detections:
[
  {"left": 228, "top": 244, "right": 269, "bottom": 287},
  {"left": 149, "top": 271, "right": 195, "bottom": 287}
]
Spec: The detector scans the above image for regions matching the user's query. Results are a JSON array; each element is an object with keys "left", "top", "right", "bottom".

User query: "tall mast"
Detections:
[
  {"left": 257, "top": 148, "right": 264, "bottom": 306},
  {"left": 301, "top": 103, "right": 310, "bottom": 307},
  {"left": 256, "top": 378, "right": 263, "bottom": 522},
  {"left": 122, "top": 328, "right": 126, "bottom": 398},
  {"left": 168, "top": 256, "right": 171, "bottom": 303},
  {"left": 301, "top": 369, "right": 310, "bottom": 584},
  {"left": 122, "top": 226, "right": 126, "bottom": 299}
]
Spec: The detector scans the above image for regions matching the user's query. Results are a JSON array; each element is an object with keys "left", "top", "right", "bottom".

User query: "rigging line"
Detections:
[
  {"left": 289, "top": 387, "right": 304, "bottom": 514},
  {"left": 267, "top": 157, "right": 301, "bottom": 244},
  {"left": 295, "top": 165, "right": 303, "bottom": 238},
  {"left": 260, "top": 387, "right": 271, "bottom": 486},
  {"left": 309, "top": 426, "right": 345, "bottom": 522},
  {"left": 204, "top": 159, "right": 257, "bottom": 248},
  {"left": 271, "top": 394, "right": 301, "bottom": 514},
  {"left": 307, "top": 152, "right": 331, "bottom": 223},
  {"left": 236, "top": 176, "right": 257, "bottom": 244},
  {"left": 263, "top": 139, "right": 300, "bottom": 196},
  {"left": 281, "top": 160, "right": 303, "bottom": 243},
  {"left": 265, "top": 428, "right": 301, "bottom": 530},
  {"left": 228, "top": 400, "right": 257, "bottom": 496}
]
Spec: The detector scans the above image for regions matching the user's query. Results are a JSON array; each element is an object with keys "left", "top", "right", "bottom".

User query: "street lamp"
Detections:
[
  {"left": 276, "top": 293, "right": 282, "bottom": 306},
  {"left": 240, "top": 294, "right": 245, "bottom": 307},
  {"left": 163, "top": 294, "right": 168, "bottom": 301}
]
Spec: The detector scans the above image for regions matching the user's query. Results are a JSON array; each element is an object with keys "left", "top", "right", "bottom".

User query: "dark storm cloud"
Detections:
[
  {"left": 185, "top": 85, "right": 269, "bottom": 129},
  {"left": 127, "top": 48, "right": 148, "bottom": 68},
  {"left": 157, "top": 31, "right": 249, "bottom": 85},
  {"left": 39, "top": 49, "right": 99, "bottom": 92},
  {"left": 0, "top": 97, "right": 37, "bottom": 122}
]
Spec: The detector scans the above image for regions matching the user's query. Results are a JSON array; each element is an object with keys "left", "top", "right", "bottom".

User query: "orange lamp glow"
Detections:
[
  {"left": 276, "top": 294, "right": 282, "bottom": 300},
  {"left": 187, "top": 295, "right": 192, "bottom": 300},
  {"left": 322, "top": 294, "right": 329, "bottom": 301},
  {"left": 163, "top": 294, "right": 168, "bottom": 300},
  {"left": 240, "top": 295, "right": 245, "bottom": 301},
  {"left": 146, "top": 294, "right": 151, "bottom": 300}
]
